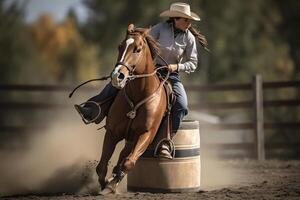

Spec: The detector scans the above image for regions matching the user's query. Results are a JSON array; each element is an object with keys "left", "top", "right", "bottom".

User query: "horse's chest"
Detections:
[{"left": 106, "top": 88, "right": 165, "bottom": 137}]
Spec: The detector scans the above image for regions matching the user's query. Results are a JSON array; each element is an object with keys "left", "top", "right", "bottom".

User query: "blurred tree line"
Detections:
[
  {"left": 0, "top": 0, "right": 100, "bottom": 84},
  {"left": 81, "top": 0, "right": 300, "bottom": 83},
  {"left": 1, "top": 0, "right": 299, "bottom": 84}
]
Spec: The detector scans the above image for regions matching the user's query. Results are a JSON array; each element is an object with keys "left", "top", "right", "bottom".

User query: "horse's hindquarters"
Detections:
[{"left": 127, "top": 120, "right": 201, "bottom": 193}]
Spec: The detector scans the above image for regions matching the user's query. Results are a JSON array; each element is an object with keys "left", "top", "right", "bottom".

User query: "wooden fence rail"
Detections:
[{"left": 1, "top": 75, "right": 300, "bottom": 160}]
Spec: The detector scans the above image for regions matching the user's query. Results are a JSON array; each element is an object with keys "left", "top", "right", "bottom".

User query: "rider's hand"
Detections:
[{"left": 168, "top": 64, "right": 178, "bottom": 72}]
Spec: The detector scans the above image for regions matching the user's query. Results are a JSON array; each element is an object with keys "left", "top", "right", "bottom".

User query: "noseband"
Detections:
[{"left": 114, "top": 61, "right": 136, "bottom": 75}]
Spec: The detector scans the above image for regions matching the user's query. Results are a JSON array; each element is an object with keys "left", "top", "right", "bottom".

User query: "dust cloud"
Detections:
[
  {"left": 200, "top": 152, "right": 237, "bottom": 190},
  {"left": 0, "top": 111, "right": 106, "bottom": 196},
  {"left": 200, "top": 130, "right": 240, "bottom": 191},
  {"left": 0, "top": 107, "right": 246, "bottom": 196}
]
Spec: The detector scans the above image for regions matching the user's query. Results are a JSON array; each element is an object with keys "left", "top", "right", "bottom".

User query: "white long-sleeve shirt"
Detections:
[{"left": 149, "top": 22, "right": 198, "bottom": 74}]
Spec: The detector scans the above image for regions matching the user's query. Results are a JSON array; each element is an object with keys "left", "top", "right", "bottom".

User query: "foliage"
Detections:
[
  {"left": 81, "top": 0, "right": 171, "bottom": 74},
  {"left": 81, "top": 0, "right": 300, "bottom": 84},
  {"left": 29, "top": 14, "right": 101, "bottom": 83},
  {"left": 0, "top": 0, "right": 35, "bottom": 84},
  {"left": 0, "top": 0, "right": 101, "bottom": 84}
]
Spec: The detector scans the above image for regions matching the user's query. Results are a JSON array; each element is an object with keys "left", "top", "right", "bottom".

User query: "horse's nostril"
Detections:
[{"left": 118, "top": 73, "right": 125, "bottom": 80}]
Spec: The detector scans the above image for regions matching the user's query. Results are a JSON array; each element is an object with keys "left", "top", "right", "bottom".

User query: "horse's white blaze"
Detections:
[
  {"left": 112, "top": 65, "right": 122, "bottom": 78},
  {"left": 120, "top": 38, "right": 134, "bottom": 62},
  {"left": 111, "top": 38, "right": 134, "bottom": 89},
  {"left": 113, "top": 38, "right": 134, "bottom": 75}
]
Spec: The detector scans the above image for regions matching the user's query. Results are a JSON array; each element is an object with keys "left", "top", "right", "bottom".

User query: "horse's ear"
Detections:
[
  {"left": 142, "top": 28, "right": 150, "bottom": 37},
  {"left": 127, "top": 24, "right": 135, "bottom": 34}
]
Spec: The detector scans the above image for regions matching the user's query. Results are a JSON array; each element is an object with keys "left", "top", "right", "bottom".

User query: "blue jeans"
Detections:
[
  {"left": 89, "top": 80, "right": 188, "bottom": 135},
  {"left": 88, "top": 82, "right": 118, "bottom": 103},
  {"left": 169, "top": 80, "right": 188, "bottom": 135}
]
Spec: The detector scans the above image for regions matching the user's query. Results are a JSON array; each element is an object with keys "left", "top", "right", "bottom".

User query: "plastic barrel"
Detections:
[{"left": 127, "top": 120, "right": 200, "bottom": 193}]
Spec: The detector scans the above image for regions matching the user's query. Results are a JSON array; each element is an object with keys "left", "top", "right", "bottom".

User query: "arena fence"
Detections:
[{"left": 1, "top": 74, "right": 300, "bottom": 160}]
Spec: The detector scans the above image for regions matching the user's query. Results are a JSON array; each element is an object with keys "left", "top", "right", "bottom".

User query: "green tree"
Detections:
[
  {"left": 29, "top": 14, "right": 101, "bottom": 83},
  {"left": 81, "top": 0, "right": 172, "bottom": 74},
  {"left": 202, "top": 0, "right": 293, "bottom": 83},
  {"left": 0, "top": 0, "right": 35, "bottom": 83}
]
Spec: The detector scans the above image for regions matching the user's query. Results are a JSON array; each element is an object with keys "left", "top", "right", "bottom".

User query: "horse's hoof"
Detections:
[{"left": 99, "top": 187, "right": 115, "bottom": 195}]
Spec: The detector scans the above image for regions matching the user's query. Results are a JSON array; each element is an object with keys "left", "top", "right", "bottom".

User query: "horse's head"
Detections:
[{"left": 111, "top": 24, "right": 158, "bottom": 89}]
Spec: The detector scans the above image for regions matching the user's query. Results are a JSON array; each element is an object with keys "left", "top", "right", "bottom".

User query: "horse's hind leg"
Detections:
[{"left": 96, "top": 131, "right": 119, "bottom": 190}]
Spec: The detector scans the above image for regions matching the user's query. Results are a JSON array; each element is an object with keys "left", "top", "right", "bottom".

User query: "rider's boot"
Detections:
[
  {"left": 74, "top": 103, "right": 105, "bottom": 124},
  {"left": 74, "top": 105, "right": 92, "bottom": 119},
  {"left": 75, "top": 97, "right": 114, "bottom": 124}
]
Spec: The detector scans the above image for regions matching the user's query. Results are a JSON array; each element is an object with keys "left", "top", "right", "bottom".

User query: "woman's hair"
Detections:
[
  {"left": 167, "top": 18, "right": 209, "bottom": 51},
  {"left": 188, "top": 26, "right": 209, "bottom": 51}
]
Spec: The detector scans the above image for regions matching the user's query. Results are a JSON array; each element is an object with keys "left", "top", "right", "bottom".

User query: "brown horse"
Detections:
[{"left": 96, "top": 24, "right": 168, "bottom": 194}]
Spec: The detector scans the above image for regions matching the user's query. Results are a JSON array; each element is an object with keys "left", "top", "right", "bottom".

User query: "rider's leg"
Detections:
[
  {"left": 158, "top": 80, "right": 188, "bottom": 159},
  {"left": 88, "top": 82, "right": 118, "bottom": 103},
  {"left": 75, "top": 82, "right": 118, "bottom": 124},
  {"left": 170, "top": 80, "right": 188, "bottom": 136}
]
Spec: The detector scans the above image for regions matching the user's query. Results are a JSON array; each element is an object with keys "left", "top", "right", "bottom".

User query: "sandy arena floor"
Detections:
[{"left": 1, "top": 159, "right": 299, "bottom": 200}]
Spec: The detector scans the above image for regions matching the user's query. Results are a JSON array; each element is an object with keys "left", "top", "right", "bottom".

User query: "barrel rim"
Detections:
[{"left": 179, "top": 120, "right": 199, "bottom": 130}]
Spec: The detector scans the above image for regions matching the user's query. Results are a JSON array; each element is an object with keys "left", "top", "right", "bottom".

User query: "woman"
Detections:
[
  {"left": 75, "top": 2, "right": 208, "bottom": 157},
  {"left": 147, "top": 2, "right": 208, "bottom": 158},
  {"left": 149, "top": 2, "right": 208, "bottom": 136}
]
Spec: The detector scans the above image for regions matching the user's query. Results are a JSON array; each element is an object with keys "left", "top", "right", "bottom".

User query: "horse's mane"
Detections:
[
  {"left": 130, "top": 28, "right": 161, "bottom": 60},
  {"left": 145, "top": 35, "right": 160, "bottom": 60}
]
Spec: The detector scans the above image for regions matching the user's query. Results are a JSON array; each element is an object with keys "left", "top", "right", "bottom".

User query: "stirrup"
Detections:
[
  {"left": 75, "top": 101, "right": 101, "bottom": 125},
  {"left": 154, "top": 139, "right": 175, "bottom": 160}
]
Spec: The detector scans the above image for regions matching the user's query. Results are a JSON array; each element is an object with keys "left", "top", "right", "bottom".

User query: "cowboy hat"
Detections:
[{"left": 159, "top": 2, "right": 200, "bottom": 21}]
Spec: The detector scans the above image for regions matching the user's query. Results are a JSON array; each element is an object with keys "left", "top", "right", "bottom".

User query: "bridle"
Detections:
[
  {"left": 113, "top": 57, "right": 169, "bottom": 84},
  {"left": 114, "top": 61, "right": 135, "bottom": 73},
  {"left": 112, "top": 34, "right": 169, "bottom": 83}
]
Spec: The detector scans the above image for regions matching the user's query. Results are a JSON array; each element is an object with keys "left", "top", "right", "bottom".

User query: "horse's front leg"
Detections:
[
  {"left": 96, "top": 131, "right": 119, "bottom": 190},
  {"left": 99, "top": 141, "right": 134, "bottom": 195},
  {"left": 101, "top": 130, "right": 154, "bottom": 195},
  {"left": 122, "top": 129, "right": 156, "bottom": 173},
  {"left": 113, "top": 141, "right": 134, "bottom": 175}
]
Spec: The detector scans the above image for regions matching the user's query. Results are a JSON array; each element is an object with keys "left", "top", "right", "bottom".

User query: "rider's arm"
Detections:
[{"left": 177, "top": 32, "right": 198, "bottom": 74}]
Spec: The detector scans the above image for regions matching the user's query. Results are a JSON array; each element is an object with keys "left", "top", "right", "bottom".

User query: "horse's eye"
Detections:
[{"left": 133, "top": 47, "right": 142, "bottom": 53}]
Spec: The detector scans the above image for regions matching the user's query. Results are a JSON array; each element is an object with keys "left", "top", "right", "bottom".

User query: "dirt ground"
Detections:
[{"left": 1, "top": 159, "right": 299, "bottom": 200}]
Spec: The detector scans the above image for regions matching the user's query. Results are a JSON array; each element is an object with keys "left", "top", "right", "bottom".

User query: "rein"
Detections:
[
  {"left": 125, "top": 52, "right": 171, "bottom": 81},
  {"left": 127, "top": 65, "right": 168, "bottom": 80},
  {"left": 68, "top": 76, "right": 111, "bottom": 98},
  {"left": 122, "top": 53, "right": 170, "bottom": 120}
]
